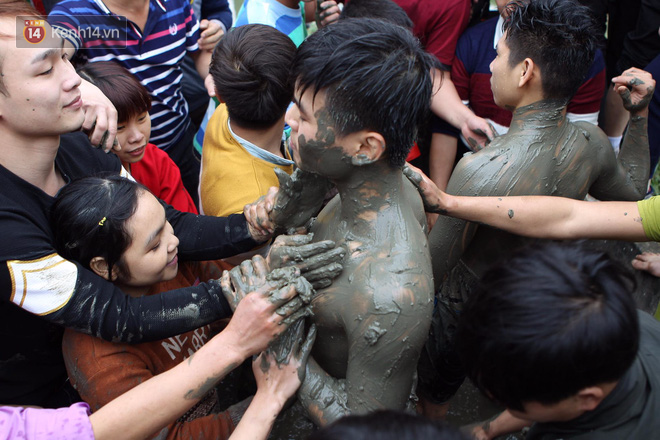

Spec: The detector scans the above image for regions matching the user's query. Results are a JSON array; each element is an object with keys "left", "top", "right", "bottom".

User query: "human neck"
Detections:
[
  {"left": 116, "top": 282, "right": 150, "bottom": 298},
  {"left": 335, "top": 161, "right": 403, "bottom": 229},
  {"left": 0, "top": 131, "right": 64, "bottom": 196},
  {"left": 230, "top": 117, "right": 287, "bottom": 158},
  {"left": 508, "top": 98, "right": 567, "bottom": 134}
]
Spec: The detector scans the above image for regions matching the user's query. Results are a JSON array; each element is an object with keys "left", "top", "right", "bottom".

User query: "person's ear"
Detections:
[
  {"left": 519, "top": 58, "right": 536, "bottom": 88},
  {"left": 575, "top": 386, "right": 606, "bottom": 412},
  {"left": 89, "top": 256, "right": 118, "bottom": 282},
  {"left": 351, "top": 131, "right": 386, "bottom": 166}
]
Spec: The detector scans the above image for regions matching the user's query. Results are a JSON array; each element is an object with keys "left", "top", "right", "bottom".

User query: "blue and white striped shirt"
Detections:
[{"left": 49, "top": 0, "right": 201, "bottom": 150}]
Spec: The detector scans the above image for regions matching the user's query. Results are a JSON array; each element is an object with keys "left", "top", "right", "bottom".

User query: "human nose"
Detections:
[
  {"left": 286, "top": 104, "right": 300, "bottom": 132},
  {"left": 168, "top": 232, "right": 179, "bottom": 253},
  {"left": 63, "top": 58, "right": 82, "bottom": 91},
  {"left": 127, "top": 126, "right": 145, "bottom": 144}
]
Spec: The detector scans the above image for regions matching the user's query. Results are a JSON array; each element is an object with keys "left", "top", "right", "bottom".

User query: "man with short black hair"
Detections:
[
  {"left": 283, "top": 18, "right": 436, "bottom": 424},
  {"left": 457, "top": 242, "right": 660, "bottom": 439},
  {"left": 418, "top": 0, "right": 653, "bottom": 418}
]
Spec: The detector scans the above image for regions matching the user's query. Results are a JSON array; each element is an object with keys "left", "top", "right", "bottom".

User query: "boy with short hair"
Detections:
[
  {"left": 280, "top": 17, "right": 436, "bottom": 425},
  {"left": 200, "top": 24, "right": 296, "bottom": 220},
  {"left": 457, "top": 242, "right": 660, "bottom": 439}
]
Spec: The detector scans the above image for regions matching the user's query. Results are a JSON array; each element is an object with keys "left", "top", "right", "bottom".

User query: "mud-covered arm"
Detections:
[
  {"left": 404, "top": 163, "right": 649, "bottom": 242},
  {"left": 297, "top": 282, "right": 432, "bottom": 426},
  {"left": 589, "top": 68, "right": 654, "bottom": 200},
  {"left": 0, "top": 253, "right": 234, "bottom": 343}
]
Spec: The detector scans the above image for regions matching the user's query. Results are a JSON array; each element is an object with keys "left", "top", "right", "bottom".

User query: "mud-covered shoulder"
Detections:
[{"left": 571, "top": 120, "right": 612, "bottom": 156}]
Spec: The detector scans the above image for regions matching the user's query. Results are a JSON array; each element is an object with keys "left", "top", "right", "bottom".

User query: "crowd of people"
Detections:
[{"left": 1, "top": 0, "right": 660, "bottom": 439}]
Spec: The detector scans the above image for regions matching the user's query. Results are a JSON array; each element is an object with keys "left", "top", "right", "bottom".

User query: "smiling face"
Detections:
[
  {"left": 114, "top": 191, "right": 179, "bottom": 294},
  {"left": 115, "top": 112, "right": 151, "bottom": 165},
  {"left": 285, "top": 86, "right": 364, "bottom": 180},
  {"left": 0, "top": 18, "right": 84, "bottom": 138}
]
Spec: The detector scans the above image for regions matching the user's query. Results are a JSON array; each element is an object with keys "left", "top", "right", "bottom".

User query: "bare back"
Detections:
[{"left": 430, "top": 100, "right": 648, "bottom": 283}]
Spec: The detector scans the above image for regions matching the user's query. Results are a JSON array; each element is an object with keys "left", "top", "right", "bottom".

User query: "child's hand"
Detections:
[{"left": 198, "top": 19, "right": 225, "bottom": 51}]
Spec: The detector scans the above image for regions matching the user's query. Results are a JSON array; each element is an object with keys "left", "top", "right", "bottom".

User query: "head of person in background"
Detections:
[
  {"left": 339, "top": 0, "right": 413, "bottom": 30},
  {"left": 491, "top": 0, "right": 598, "bottom": 110},
  {"left": 210, "top": 24, "right": 296, "bottom": 132},
  {"left": 457, "top": 242, "right": 640, "bottom": 424},
  {"left": 77, "top": 62, "right": 152, "bottom": 170},
  {"left": 308, "top": 410, "right": 468, "bottom": 440}
]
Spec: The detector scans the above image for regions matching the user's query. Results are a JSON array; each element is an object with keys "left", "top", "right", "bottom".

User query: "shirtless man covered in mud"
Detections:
[
  {"left": 259, "top": 18, "right": 437, "bottom": 426},
  {"left": 416, "top": 0, "right": 654, "bottom": 418}
]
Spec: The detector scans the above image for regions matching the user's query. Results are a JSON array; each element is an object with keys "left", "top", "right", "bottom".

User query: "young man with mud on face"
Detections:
[
  {"left": 259, "top": 18, "right": 438, "bottom": 426},
  {"left": 415, "top": 0, "right": 654, "bottom": 419}
]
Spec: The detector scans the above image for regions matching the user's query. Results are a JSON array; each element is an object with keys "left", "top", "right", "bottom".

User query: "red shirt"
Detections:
[
  {"left": 393, "top": 0, "right": 471, "bottom": 67},
  {"left": 130, "top": 143, "right": 199, "bottom": 214}
]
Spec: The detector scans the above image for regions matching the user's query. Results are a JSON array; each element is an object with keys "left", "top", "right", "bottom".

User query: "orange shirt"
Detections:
[{"left": 63, "top": 260, "right": 235, "bottom": 440}]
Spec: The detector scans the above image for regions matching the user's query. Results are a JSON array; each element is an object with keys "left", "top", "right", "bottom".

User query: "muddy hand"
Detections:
[
  {"left": 267, "top": 233, "right": 345, "bottom": 289},
  {"left": 462, "top": 115, "right": 496, "bottom": 151},
  {"left": 243, "top": 187, "right": 278, "bottom": 241},
  {"left": 270, "top": 168, "right": 333, "bottom": 233},
  {"left": 221, "top": 255, "right": 290, "bottom": 311},
  {"left": 403, "top": 163, "right": 447, "bottom": 214},
  {"left": 612, "top": 67, "right": 655, "bottom": 114},
  {"left": 316, "top": 0, "right": 340, "bottom": 27},
  {"left": 272, "top": 274, "right": 315, "bottom": 326}
]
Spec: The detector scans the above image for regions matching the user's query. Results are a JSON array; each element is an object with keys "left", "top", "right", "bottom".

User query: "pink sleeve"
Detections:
[{"left": 0, "top": 403, "right": 94, "bottom": 440}]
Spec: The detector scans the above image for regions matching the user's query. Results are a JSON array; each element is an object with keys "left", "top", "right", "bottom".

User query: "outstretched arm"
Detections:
[
  {"left": 405, "top": 164, "right": 649, "bottom": 242},
  {"left": 589, "top": 68, "right": 654, "bottom": 200},
  {"left": 89, "top": 274, "right": 304, "bottom": 440}
]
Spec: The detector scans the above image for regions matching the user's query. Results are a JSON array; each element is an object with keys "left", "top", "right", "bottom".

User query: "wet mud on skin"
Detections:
[
  {"left": 279, "top": 107, "right": 434, "bottom": 429},
  {"left": 429, "top": 98, "right": 650, "bottom": 286}
]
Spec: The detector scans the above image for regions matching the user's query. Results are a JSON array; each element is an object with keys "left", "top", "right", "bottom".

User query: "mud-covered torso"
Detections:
[
  {"left": 308, "top": 194, "right": 434, "bottom": 382},
  {"left": 443, "top": 99, "right": 629, "bottom": 277}
]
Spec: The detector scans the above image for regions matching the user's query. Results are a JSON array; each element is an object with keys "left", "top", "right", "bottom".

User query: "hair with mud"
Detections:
[
  {"left": 77, "top": 61, "right": 151, "bottom": 123},
  {"left": 457, "top": 242, "right": 639, "bottom": 411},
  {"left": 210, "top": 24, "right": 296, "bottom": 130},
  {"left": 292, "top": 18, "right": 437, "bottom": 168},
  {"left": 503, "top": 0, "right": 599, "bottom": 102},
  {"left": 52, "top": 175, "right": 148, "bottom": 281}
]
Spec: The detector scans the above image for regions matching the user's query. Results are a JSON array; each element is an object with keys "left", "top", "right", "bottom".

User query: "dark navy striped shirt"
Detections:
[{"left": 49, "top": 0, "right": 201, "bottom": 150}]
